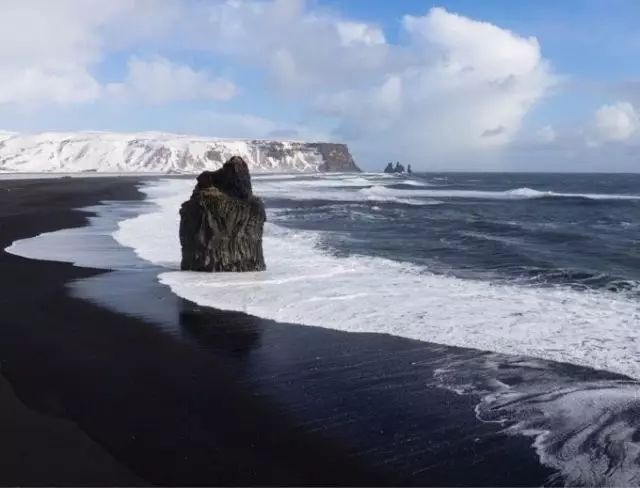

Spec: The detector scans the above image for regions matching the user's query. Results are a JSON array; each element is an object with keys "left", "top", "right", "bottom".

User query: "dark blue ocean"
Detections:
[{"left": 268, "top": 172, "right": 640, "bottom": 294}]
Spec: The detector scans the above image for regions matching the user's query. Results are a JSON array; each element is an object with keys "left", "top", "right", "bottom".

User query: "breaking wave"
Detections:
[{"left": 360, "top": 185, "right": 640, "bottom": 201}]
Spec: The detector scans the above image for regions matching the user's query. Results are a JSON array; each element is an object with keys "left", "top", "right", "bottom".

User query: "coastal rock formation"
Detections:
[
  {"left": 384, "top": 162, "right": 407, "bottom": 174},
  {"left": 179, "top": 156, "right": 266, "bottom": 272},
  {"left": 309, "top": 143, "right": 360, "bottom": 172}
]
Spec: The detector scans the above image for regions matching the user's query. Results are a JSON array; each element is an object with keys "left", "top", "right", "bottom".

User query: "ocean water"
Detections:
[
  {"left": 111, "top": 172, "right": 640, "bottom": 485},
  {"left": 114, "top": 173, "right": 640, "bottom": 379},
  {"left": 8, "top": 171, "right": 640, "bottom": 485}
]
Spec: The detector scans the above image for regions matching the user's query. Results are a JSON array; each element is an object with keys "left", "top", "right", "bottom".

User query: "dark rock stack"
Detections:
[
  {"left": 383, "top": 161, "right": 407, "bottom": 174},
  {"left": 179, "top": 156, "right": 266, "bottom": 272}
]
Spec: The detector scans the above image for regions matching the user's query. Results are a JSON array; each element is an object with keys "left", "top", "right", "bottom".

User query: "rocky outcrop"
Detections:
[
  {"left": 309, "top": 143, "right": 360, "bottom": 172},
  {"left": 383, "top": 162, "right": 406, "bottom": 174},
  {"left": 179, "top": 156, "right": 266, "bottom": 272}
]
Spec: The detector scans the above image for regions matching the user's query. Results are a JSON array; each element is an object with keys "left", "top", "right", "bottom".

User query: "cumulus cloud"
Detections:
[
  {"left": 329, "top": 8, "right": 553, "bottom": 165},
  {"left": 0, "top": 0, "right": 182, "bottom": 105},
  {"left": 201, "top": 0, "right": 390, "bottom": 92},
  {"left": 107, "top": 57, "right": 236, "bottom": 104},
  {"left": 0, "top": 0, "right": 116, "bottom": 104},
  {"left": 0, "top": 0, "right": 227, "bottom": 107},
  {"left": 591, "top": 102, "right": 639, "bottom": 143},
  {"left": 199, "top": 2, "right": 555, "bottom": 167}
]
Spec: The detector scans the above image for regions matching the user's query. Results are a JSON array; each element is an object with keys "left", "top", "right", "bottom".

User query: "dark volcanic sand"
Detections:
[{"left": 0, "top": 177, "right": 554, "bottom": 486}]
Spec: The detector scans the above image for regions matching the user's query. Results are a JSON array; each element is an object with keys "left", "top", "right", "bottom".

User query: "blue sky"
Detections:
[{"left": 1, "top": 0, "right": 639, "bottom": 171}]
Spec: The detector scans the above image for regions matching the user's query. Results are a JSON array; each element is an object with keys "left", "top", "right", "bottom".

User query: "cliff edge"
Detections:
[{"left": 0, "top": 132, "right": 361, "bottom": 173}]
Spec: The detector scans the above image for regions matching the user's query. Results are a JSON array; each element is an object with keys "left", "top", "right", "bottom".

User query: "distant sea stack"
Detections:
[
  {"left": 384, "top": 162, "right": 407, "bottom": 174},
  {"left": 0, "top": 131, "right": 361, "bottom": 173},
  {"left": 179, "top": 156, "right": 266, "bottom": 272}
]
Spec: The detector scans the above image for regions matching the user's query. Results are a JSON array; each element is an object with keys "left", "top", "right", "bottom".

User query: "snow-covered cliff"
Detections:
[{"left": 0, "top": 132, "right": 360, "bottom": 173}]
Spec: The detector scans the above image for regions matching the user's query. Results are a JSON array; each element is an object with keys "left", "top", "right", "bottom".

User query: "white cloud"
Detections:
[
  {"left": 316, "top": 8, "right": 554, "bottom": 166},
  {"left": 403, "top": 8, "right": 543, "bottom": 79},
  {"left": 197, "top": 3, "right": 555, "bottom": 167},
  {"left": 0, "top": 2, "right": 233, "bottom": 107},
  {"left": 108, "top": 57, "right": 236, "bottom": 104},
  {"left": 336, "top": 21, "right": 386, "bottom": 46},
  {"left": 201, "top": 0, "right": 389, "bottom": 92},
  {"left": 591, "top": 102, "right": 639, "bottom": 143},
  {"left": 0, "top": 0, "right": 111, "bottom": 104},
  {"left": 183, "top": 111, "right": 329, "bottom": 142},
  {"left": 0, "top": 68, "right": 101, "bottom": 105},
  {"left": 0, "top": 0, "right": 179, "bottom": 106}
]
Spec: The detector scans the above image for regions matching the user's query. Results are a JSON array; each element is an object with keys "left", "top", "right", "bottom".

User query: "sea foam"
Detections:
[
  {"left": 433, "top": 353, "right": 640, "bottom": 486},
  {"left": 114, "top": 177, "right": 640, "bottom": 381},
  {"left": 360, "top": 185, "right": 640, "bottom": 201}
]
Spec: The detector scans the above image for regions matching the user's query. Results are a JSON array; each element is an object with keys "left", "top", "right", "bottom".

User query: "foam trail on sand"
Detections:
[{"left": 433, "top": 353, "right": 640, "bottom": 486}]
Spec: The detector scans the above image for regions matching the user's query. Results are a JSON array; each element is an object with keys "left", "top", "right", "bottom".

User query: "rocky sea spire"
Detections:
[{"left": 179, "top": 156, "right": 266, "bottom": 272}]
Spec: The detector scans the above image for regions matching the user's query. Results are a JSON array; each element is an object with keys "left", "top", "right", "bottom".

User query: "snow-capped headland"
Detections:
[{"left": 0, "top": 131, "right": 360, "bottom": 173}]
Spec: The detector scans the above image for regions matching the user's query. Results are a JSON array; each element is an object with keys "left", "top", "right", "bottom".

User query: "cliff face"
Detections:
[
  {"left": 309, "top": 143, "right": 360, "bottom": 172},
  {"left": 0, "top": 132, "right": 361, "bottom": 173}
]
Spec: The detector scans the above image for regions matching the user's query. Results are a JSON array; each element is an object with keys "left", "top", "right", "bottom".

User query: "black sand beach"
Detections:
[{"left": 0, "top": 177, "right": 554, "bottom": 486}]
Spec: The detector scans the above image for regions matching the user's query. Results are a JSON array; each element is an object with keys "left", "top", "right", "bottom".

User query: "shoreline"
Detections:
[
  {"left": 0, "top": 176, "right": 555, "bottom": 486},
  {"left": 0, "top": 177, "right": 147, "bottom": 486}
]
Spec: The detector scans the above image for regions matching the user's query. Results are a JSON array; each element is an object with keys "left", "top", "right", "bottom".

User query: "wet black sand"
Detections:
[{"left": 0, "top": 177, "right": 554, "bottom": 486}]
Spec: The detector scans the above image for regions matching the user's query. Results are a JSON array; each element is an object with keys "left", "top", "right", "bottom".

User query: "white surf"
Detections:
[{"left": 114, "top": 176, "right": 640, "bottom": 381}]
